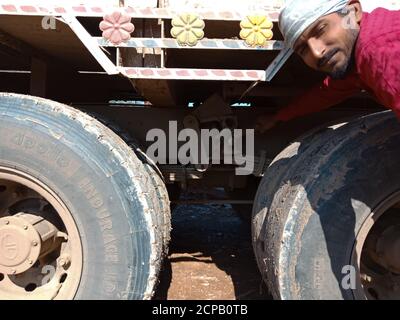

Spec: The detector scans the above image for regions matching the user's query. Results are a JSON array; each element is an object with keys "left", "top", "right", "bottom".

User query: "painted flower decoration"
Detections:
[
  {"left": 240, "top": 16, "right": 273, "bottom": 47},
  {"left": 99, "top": 11, "right": 135, "bottom": 45},
  {"left": 171, "top": 13, "right": 205, "bottom": 46}
]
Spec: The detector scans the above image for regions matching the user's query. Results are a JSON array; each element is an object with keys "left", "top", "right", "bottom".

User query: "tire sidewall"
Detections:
[
  {"left": 0, "top": 94, "right": 152, "bottom": 299},
  {"left": 278, "top": 113, "right": 400, "bottom": 299}
]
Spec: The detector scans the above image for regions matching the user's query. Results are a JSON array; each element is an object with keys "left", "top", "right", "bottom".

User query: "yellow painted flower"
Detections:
[
  {"left": 240, "top": 16, "right": 274, "bottom": 47},
  {"left": 171, "top": 14, "right": 205, "bottom": 46}
]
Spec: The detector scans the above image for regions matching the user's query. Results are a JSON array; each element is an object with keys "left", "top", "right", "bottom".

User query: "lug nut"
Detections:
[
  {"left": 23, "top": 225, "right": 28, "bottom": 230},
  {"left": 58, "top": 255, "right": 71, "bottom": 269},
  {"left": 32, "top": 241, "right": 38, "bottom": 247},
  {"left": 4, "top": 220, "right": 9, "bottom": 225}
]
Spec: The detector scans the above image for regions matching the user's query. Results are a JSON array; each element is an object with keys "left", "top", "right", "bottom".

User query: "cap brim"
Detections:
[{"left": 265, "top": 46, "right": 293, "bottom": 82}]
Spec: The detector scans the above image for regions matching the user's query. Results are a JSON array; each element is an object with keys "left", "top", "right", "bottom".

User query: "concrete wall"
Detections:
[
  {"left": 10, "top": 0, "right": 158, "bottom": 8},
  {"left": 8, "top": 0, "right": 400, "bottom": 11},
  {"left": 361, "top": 0, "right": 400, "bottom": 11},
  {"left": 164, "top": 0, "right": 400, "bottom": 11}
]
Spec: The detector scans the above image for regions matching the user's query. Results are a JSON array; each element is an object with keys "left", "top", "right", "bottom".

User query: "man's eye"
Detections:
[
  {"left": 317, "top": 24, "right": 326, "bottom": 36},
  {"left": 300, "top": 45, "right": 308, "bottom": 55}
]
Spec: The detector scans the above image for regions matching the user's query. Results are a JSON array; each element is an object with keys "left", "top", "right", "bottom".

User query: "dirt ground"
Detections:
[{"left": 155, "top": 200, "right": 272, "bottom": 300}]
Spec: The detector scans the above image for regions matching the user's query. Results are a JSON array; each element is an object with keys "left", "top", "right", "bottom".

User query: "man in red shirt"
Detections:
[{"left": 256, "top": 0, "right": 400, "bottom": 133}]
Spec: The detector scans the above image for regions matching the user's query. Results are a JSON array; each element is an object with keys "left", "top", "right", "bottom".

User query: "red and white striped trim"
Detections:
[
  {"left": 0, "top": 3, "right": 280, "bottom": 21},
  {"left": 0, "top": 4, "right": 105, "bottom": 16},
  {"left": 97, "top": 37, "right": 284, "bottom": 51},
  {"left": 123, "top": 7, "right": 280, "bottom": 21},
  {"left": 120, "top": 67, "right": 266, "bottom": 81}
]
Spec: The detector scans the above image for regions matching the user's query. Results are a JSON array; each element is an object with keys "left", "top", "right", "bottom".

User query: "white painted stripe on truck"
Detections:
[
  {"left": 0, "top": 3, "right": 280, "bottom": 21},
  {"left": 120, "top": 67, "right": 266, "bottom": 81},
  {"left": 96, "top": 37, "right": 284, "bottom": 51},
  {"left": 61, "top": 15, "right": 119, "bottom": 75}
]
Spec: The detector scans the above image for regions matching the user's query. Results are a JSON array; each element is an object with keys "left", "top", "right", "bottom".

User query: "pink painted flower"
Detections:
[{"left": 99, "top": 11, "right": 135, "bottom": 45}]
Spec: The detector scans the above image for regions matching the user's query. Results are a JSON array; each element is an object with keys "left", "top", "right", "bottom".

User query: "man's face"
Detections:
[{"left": 293, "top": 8, "right": 361, "bottom": 79}]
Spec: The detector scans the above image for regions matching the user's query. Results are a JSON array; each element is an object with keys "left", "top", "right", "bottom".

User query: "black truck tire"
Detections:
[
  {"left": 85, "top": 112, "right": 171, "bottom": 256},
  {"left": 252, "top": 111, "right": 400, "bottom": 299},
  {"left": 0, "top": 93, "right": 169, "bottom": 299}
]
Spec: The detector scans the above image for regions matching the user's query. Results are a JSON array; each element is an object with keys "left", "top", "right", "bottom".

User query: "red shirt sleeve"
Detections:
[
  {"left": 359, "top": 32, "right": 400, "bottom": 116},
  {"left": 275, "top": 71, "right": 362, "bottom": 122}
]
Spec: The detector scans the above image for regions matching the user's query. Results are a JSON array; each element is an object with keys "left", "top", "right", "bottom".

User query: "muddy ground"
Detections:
[{"left": 155, "top": 201, "right": 272, "bottom": 300}]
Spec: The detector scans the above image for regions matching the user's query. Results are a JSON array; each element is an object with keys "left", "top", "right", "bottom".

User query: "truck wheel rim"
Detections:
[
  {"left": 352, "top": 191, "right": 400, "bottom": 300},
  {"left": 0, "top": 167, "right": 83, "bottom": 300}
]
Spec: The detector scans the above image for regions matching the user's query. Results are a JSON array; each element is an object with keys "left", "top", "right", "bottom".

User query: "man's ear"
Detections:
[{"left": 348, "top": 0, "right": 363, "bottom": 23}]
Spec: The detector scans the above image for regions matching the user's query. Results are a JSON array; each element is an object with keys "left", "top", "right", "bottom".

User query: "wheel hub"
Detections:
[
  {"left": 376, "top": 225, "right": 400, "bottom": 274},
  {"left": 0, "top": 213, "right": 59, "bottom": 275},
  {"left": 353, "top": 196, "right": 400, "bottom": 300},
  {"left": 0, "top": 168, "right": 82, "bottom": 299}
]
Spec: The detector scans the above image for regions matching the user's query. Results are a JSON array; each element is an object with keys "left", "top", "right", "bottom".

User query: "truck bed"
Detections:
[{"left": 0, "top": 0, "right": 399, "bottom": 106}]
